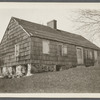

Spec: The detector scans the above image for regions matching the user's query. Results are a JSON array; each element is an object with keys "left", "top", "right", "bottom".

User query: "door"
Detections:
[{"left": 76, "top": 47, "right": 84, "bottom": 64}]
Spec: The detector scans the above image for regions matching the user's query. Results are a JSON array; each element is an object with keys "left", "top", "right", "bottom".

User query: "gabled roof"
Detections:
[{"left": 13, "top": 17, "right": 100, "bottom": 50}]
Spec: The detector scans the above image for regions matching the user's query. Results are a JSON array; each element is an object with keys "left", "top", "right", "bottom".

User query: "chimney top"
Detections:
[{"left": 47, "top": 20, "right": 57, "bottom": 29}]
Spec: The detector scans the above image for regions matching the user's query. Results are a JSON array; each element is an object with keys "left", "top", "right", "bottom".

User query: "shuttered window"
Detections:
[
  {"left": 89, "top": 50, "right": 93, "bottom": 59},
  {"left": 43, "top": 40, "right": 50, "bottom": 54},
  {"left": 85, "top": 49, "right": 93, "bottom": 59},
  {"left": 63, "top": 45, "right": 67, "bottom": 55},
  {"left": 15, "top": 44, "right": 19, "bottom": 57},
  {"left": 94, "top": 50, "right": 98, "bottom": 61},
  {"left": 57, "top": 44, "right": 67, "bottom": 56},
  {"left": 85, "top": 49, "right": 88, "bottom": 59},
  {"left": 57, "top": 44, "right": 62, "bottom": 56}
]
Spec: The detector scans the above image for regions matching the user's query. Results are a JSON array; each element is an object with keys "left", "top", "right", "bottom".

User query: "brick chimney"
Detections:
[{"left": 47, "top": 20, "right": 57, "bottom": 29}]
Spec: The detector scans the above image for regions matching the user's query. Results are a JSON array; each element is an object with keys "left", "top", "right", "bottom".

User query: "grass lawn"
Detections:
[{"left": 0, "top": 66, "right": 100, "bottom": 93}]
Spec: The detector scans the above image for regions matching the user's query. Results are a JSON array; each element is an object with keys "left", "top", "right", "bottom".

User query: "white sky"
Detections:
[{"left": 0, "top": 3, "right": 100, "bottom": 46}]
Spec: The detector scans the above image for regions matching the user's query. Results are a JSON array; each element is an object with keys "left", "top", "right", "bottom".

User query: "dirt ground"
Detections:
[{"left": 0, "top": 66, "right": 100, "bottom": 93}]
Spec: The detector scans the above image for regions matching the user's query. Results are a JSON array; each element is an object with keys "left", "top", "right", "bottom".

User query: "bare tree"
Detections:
[{"left": 71, "top": 9, "right": 100, "bottom": 45}]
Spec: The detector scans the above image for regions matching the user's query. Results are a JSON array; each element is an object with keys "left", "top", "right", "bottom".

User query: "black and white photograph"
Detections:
[{"left": 0, "top": 3, "right": 100, "bottom": 97}]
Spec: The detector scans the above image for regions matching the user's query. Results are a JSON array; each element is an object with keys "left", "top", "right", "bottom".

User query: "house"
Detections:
[{"left": 0, "top": 17, "right": 99, "bottom": 77}]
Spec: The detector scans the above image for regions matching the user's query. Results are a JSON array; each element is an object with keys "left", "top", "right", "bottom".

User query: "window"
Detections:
[
  {"left": 94, "top": 50, "right": 98, "bottom": 60},
  {"left": 89, "top": 50, "right": 93, "bottom": 59},
  {"left": 57, "top": 44, "right": 67, "bottom": 56},
  {"left": 87, "top": 50, "right": 93, "bottom": 59},
  {"left": 85, "top": 49, "right": 88, "bottom": 59},
  {"left": 57, "top": 44, "right": 63, "bottom": 56},
  {"left": 43, "top": 40, "right": 50, "bottom": 54},
  {"left": 85, "top": 49, "right": 93, "bottom": 59},
  {"left": 15, "top": 44, "right": 19, "bottom": 57},
  {"left": 62, "top": 45, "right": 67, "bottom": 55}
]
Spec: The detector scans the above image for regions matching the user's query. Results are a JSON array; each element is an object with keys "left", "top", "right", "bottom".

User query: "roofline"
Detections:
[
  {"left": 19, "top": 25, "right": 30, "bottom": 36},
  {"left": 23, "top": 27, "right": 99, "bottom": 50},
  {"left": 13, "top": 18, "right": 30, "bottom": 37},
  {"left": 13, "top": 16, "right": 82, "bottom": 37},
  {"left": 0, "top": 17, "right": 13, "bottom": 44}
]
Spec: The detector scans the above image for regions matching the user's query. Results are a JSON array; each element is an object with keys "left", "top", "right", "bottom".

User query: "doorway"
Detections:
[{"left": 76, "top": 47, "right": 84, "bottom": 65}]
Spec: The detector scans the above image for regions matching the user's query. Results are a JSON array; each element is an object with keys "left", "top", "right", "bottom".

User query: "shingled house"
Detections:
[{"left": 0, "top": 17, "right": 99, "bottom": 77}]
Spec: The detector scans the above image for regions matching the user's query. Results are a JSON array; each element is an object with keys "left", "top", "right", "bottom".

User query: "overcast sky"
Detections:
[{"left": 0, "top": 3, "right": 100, "bottom": 46}]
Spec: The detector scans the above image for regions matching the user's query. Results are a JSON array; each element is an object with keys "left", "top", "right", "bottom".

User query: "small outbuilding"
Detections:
[{"left": 0, "top": 17, "right": 99, "bottom": 77}]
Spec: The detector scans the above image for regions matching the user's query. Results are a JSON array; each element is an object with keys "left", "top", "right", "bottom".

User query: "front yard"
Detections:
[{"left": 0, "top": 66, "right": 100, "bottom": 93}]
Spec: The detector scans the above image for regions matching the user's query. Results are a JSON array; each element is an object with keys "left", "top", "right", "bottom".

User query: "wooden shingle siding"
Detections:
[
  {"left": 0, "top": 18, "right": 31, "bottom": 67},
  {"left": 31, "top": 37, "right": 77, "bottom": 69}
]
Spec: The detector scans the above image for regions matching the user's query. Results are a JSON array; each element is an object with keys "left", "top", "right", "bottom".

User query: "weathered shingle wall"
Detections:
[
  {"left": 0, "top": 18, "right": 31, "bottom": 67},
  {"left": 31, "top": 37, "right": 77, "bottom": 69}
]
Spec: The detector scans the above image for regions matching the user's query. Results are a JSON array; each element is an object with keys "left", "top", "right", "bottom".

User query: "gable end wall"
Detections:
[{"left": 0, "top": 18, "right": 31, "bottom": 67}]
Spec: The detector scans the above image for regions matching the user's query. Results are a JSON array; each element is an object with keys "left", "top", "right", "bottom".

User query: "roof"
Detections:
[{"left": 13, "top": 17, "right": 100, "bottom": 50}]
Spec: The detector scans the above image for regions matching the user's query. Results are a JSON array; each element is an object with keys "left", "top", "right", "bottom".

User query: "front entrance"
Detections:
[{"left": 76, "top": 47, "right": 84, "bottom": 65}]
